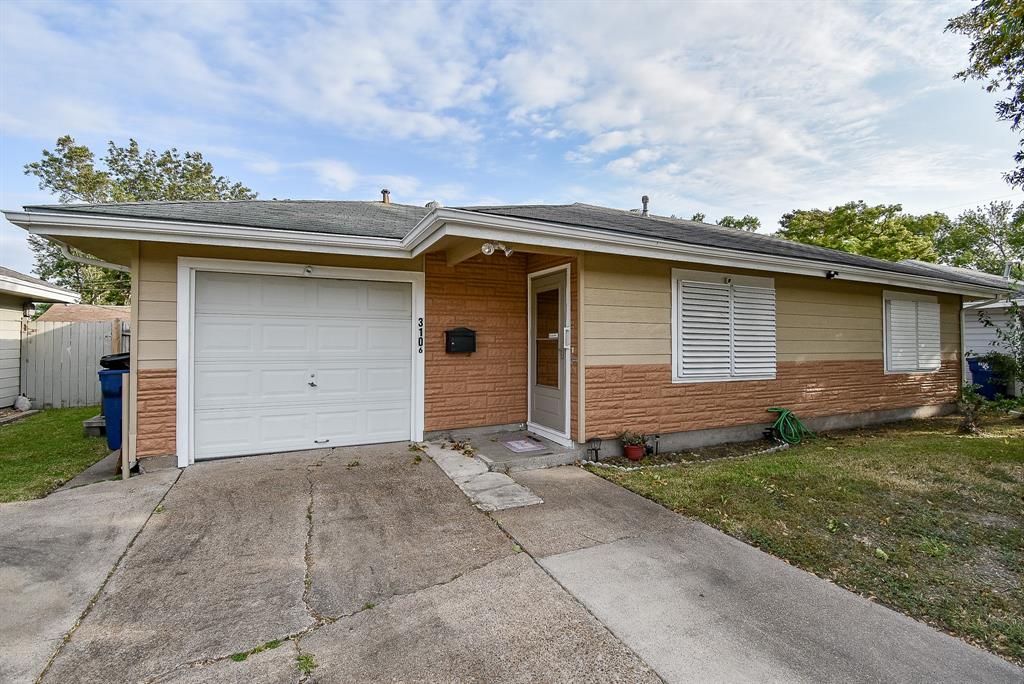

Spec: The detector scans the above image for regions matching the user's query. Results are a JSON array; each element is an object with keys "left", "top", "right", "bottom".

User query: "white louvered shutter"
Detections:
[
  {"left": 886, "top": 299, "right": 919, "bottom": 371},
  {"left": 732, "top": 285, "right": 777, "bottom": 377},
  {"left": 915, "top": 301, "right": 941, "bottom": 370},
  {"left": 677, "top": 280, "right": 732, "bottom": 379}
]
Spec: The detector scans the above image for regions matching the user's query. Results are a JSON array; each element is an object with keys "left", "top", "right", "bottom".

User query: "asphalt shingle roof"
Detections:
[
  {"left": 458, "top": 203, "right": 1010, "bottom": 291},
  {"left": 23, "top": 200, "right": 1011, "bottom": 291},
  {"left": 25, "top": 200, "right": 430, "bottom": 239}
]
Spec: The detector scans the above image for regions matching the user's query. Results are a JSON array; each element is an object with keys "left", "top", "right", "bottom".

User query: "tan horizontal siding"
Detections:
[
  {"left": 134, "top": 242, "right": 424, "bottom": 369},
  {"left": 582, "top": 253, "right": 963, "bottom": 366}
]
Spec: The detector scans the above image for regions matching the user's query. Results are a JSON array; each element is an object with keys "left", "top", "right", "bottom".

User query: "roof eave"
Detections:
[
  {"left": 5, "top": 207, "right": 1010, "bottom": 298},
  {"left": 409, "top": 208, "right": 1009, "bottom": 298},
  {"left": 0, "top": 272, "right": 79, "bottom": 303}
]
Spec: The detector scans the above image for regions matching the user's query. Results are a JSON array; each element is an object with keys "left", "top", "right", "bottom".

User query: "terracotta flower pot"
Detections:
[{"left": 624, "top": 445, "right": 645, "bottom": 461}]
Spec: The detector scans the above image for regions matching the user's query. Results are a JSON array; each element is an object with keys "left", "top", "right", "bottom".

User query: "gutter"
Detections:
[
  {"left": 3, "top": 208, "right": 1012, "bottom": 299},
  {"left": 52, "top": 238, "right": 131, "bottom": 273}
]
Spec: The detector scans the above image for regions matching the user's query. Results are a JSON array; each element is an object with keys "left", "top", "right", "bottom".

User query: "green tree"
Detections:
[
  {"left": 935, "top": 200, "right": 1024, "bottom": 278},
  {"left": 717, "top": 214, "right": 761, "bottom": 231},
  {"left": 690, "top": 212, "right": 706, "bottom": 222},
  {"left": 777, "top": 201, "right": 945, "bottom": 262},
  {"left": 947, "top": 1, "right": 1024, "bottom": 187},
  {"left": 24, "top": 136, "right": 256, "bottom": 304}
]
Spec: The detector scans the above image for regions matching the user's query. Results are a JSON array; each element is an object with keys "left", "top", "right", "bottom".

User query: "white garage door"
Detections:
[{"left": 192, "top": 271, "right": 413, "bottom": 460}]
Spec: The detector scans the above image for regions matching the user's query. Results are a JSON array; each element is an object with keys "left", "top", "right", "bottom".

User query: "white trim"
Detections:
[
  {"left": 671, "top": 267, "right": 776, "bottom": 384},
  {"left": 527, "top": 263, "right": 573, "bottom": 445},
  {"left": 4, "top": 207, "right": 1009, "bottom": 298},
  {"left": 174, "top": 257, "right": 425, "bottom": 467},
  {"left": 0, "top": 272, "right": 78, "bottom": 303}
]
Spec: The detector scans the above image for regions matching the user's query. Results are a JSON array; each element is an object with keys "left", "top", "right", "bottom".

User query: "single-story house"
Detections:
[
  {"left": 3, "top": 195, "right": 1012, "bottom": 467},
  {"left": 0, "top": 267, "right": 79, "bottom": 407},
  {"left": 36, "top": 303, "right": 130, "bottom": 323}
]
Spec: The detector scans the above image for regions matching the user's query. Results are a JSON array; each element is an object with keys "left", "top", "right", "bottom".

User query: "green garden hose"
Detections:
[{"left": 767, "top": 407, "right": 814, "bottom": 444}]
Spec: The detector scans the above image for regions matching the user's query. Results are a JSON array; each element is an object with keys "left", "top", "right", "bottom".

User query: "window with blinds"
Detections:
[
  {"left": 672, "top": 269, "right": 776, "bottom": 382},
  {"left": 884, "top": 293, "right": 941, "bottom": 372}
]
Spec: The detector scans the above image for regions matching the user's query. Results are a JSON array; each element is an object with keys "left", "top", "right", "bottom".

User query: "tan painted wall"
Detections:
[
  {"left": 0, "top": 295, "right": 24, "bottom": 406},
  {"left": 582, "top": 253, "right": 960, "bottom": 366},
  {"left": 135, "top": 242, "right": 423, "bottom": 370}
]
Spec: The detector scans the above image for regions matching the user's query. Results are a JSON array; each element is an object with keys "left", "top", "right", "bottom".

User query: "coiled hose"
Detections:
[{"left": 767, "top": 407, "right": 813, "bottom": 444}]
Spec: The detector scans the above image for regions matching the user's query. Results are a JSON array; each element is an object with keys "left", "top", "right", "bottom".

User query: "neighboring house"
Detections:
[
  {"left": 0, "top": 267, "right": 79, "bottom": 407},
  {"left": 963, "top": 298, "right": 1023, "bottom": 397},
  {"left": 4, "top": 197, "right": 1010, "bottom": 467},
  {"left": 37, "top": 303, "right": 130, "bottom": 322}
]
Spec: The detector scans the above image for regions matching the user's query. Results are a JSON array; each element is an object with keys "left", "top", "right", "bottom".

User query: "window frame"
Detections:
[
  {"left": 671, "top": 268, "right": 776, "bottom": 384},
  {"left": 882, "top": 290, "right": 942, "bottom": 374}
]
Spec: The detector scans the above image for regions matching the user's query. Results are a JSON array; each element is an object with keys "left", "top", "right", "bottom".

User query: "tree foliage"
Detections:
[
  {"left": 717, "top": 214, "right": 761, "bottom": 231},
  {"left": 776, "top": 201, "right": 944, "bottom": 262},
  {"left": 947, "top": 1, "right": 1024, "bottom": 187},
  {"left": 24, "top": 136, "right": 256, "bottom": 304},
  {"left": 936, "top": 200, "right": 1024, "bottom": 278}
]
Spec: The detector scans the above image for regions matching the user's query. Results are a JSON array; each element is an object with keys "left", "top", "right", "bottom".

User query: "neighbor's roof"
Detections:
[
  {"left": 0, "top": 266, "right": 78, "bottom": 303},
  {"left": 20, "top": 199, "right": 1007, "bottom": 291},
  {"left": 36, "top": 303, "right": 130, "bottom": 322}
]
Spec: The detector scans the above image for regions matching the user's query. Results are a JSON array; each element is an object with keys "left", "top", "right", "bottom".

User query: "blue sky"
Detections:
[{"left": 1, "top": 0, "right": 1020, "bottom": 275}]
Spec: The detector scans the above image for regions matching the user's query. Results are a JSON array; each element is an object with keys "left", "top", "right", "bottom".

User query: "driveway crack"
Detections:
[
  {"left": 35, "top": 470, "right": 183, "bottom": 684},
  {"left": 301, "top": 458, "right": 332, "bottom": 627}
]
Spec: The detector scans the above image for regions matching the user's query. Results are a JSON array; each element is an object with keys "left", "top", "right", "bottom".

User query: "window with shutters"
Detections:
[
  {"left": 883, "top": 291, "right": 941, "bottom": 372},
  {"left": 671, "top": 268, "right": 776, "bottom": 383}
]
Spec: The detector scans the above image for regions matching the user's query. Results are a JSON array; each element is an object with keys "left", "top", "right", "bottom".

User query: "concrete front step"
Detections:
[{"left": 477, "top": 449, "right": 580, "bottom": 473}]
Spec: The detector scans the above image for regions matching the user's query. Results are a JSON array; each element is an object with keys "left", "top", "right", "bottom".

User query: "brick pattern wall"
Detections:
[
  {"left": 585, "top": 360, "right": 959, "bottom": 438},
  {"left": 424, "top": 253, "right": 528, "bottom": 431},
  {"left": 136, "top": 368, "right": 176, "bottom": 456}
]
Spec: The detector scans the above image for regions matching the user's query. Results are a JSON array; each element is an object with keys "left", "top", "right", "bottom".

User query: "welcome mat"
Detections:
[{"left": 500, "top": 435, "right": 547, "bottom": 453}]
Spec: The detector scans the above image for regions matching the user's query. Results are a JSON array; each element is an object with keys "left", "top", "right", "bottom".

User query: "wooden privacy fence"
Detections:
[{"left": 20, "top": 319, "right": 127, "bottom": 408}]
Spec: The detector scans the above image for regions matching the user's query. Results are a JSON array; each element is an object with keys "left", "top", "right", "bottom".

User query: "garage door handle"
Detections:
[{"left": 313, "top": 439, "right": 329, "bottom": 444}]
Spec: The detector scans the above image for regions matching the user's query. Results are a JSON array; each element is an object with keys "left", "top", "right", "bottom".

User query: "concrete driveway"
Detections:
[
  {"left": 2, "top": 446, "right": 653, "bottom": 683},
  {"left": 1, "top": 449, "right": 1020, "bottom": 683}
]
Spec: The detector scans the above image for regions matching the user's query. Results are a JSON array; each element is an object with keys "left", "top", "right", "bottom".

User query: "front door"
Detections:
[{"left": 529, "top": 269, "right": 568, "bottom": 437}]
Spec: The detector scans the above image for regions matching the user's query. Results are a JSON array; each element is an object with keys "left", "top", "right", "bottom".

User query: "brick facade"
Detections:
[
  {"left": 424, "top": 252, "right": 528, "bottom": 431},
  {"left": 585, "top": 360, "right": 959, "bottom": 438},
  {"left": 136, "top": 368, "right": 176, "bottom": 457}
]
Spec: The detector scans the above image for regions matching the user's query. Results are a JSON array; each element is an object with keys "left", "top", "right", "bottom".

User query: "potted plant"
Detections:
[{"left": 618, "top": 430, "right": 647, "bottom": 461}]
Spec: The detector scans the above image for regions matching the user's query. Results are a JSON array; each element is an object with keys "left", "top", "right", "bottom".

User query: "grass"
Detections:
[
  {"left": 0, "top": 406, "right": 110, "bottom": 502},
  {"left": 589, "top": 415, "right": 1024, "bottom": 664}
]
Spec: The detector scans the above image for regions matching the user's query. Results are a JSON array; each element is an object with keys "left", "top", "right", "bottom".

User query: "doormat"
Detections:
[{"left": 501, "top": 436, "right": 547, "bottom": 453}]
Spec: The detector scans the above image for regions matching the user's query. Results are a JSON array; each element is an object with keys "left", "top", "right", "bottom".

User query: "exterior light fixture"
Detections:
[
  {"left": 825, "top": 270, "right": 839, "bottom": 279},
  {"left": 480, "top": 242, "right": 514, "bottom": 257}
]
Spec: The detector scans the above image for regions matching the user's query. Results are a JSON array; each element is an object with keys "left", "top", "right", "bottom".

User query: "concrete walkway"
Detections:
[
  {"left": 495, "top": 467, "right": 1023, "bottom": 684},
  {"left": 0, "top": 470, "right": 178, "bottom": 683}
]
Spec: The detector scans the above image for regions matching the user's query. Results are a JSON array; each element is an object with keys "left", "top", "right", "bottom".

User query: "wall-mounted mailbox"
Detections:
[{"left": 445, "top": 327, "right": 476, "bottom": 353}]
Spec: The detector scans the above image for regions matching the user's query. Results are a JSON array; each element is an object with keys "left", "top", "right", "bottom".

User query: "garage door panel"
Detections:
[{"left": 192, "top": 271, "right": 413, "bottom": 460}]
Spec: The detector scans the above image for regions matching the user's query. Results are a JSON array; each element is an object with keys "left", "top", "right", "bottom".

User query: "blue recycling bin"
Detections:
[
  {"left": 98, "top": 369, "right": 128, "bottom": 450},
  {"left": 966, "top": 357, "right": 1007, "bottom": 400}
]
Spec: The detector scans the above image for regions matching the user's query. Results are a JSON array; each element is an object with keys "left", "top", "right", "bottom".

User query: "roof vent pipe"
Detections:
[
  {"left": 381, "top": 189, "right": 391, "bottom": 204},
  {"left": 641, "top": 195, "right": 649, "bottom": 217}
]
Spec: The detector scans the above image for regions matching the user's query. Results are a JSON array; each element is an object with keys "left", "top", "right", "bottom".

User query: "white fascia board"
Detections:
[
  {"left": 0, "top": 273, "right": 79, "bottom": 303},
  {"left": 3, "top": 210, "right": 408, "bottom": 259},
  {"left": 414, "top": 209, "right": 1008, "bottom": 298}
]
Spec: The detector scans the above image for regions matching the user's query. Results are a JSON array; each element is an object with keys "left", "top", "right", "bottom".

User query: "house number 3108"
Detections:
[{"left": 417, "top": 317, "right": 424, "bottom": 353}]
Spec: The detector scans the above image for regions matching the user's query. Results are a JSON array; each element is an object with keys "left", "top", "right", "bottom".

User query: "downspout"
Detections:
[{"left": 51, "top": 239, "right": 131, "bottom": 273}]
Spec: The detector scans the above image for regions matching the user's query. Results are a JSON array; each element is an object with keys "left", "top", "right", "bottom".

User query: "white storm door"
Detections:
[{"left": 191, "top": 271, "right": 412, "bottom": 460}]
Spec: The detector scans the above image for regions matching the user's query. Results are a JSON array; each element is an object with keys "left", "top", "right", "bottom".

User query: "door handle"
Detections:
[
  {"left": 308, "top": 381, "right": 317, "bottom": 387},
  {"left": 313, "top": 439, "right": 329, "bottom": 444}
]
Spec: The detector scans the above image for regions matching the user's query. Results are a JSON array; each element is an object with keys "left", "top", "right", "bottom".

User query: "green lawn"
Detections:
[
  {"left": 590, "top": 416, "right": 1024, "bottom": 664},
  {"left": 0, "top": 406, "right": 110, "bottom": 503}
]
